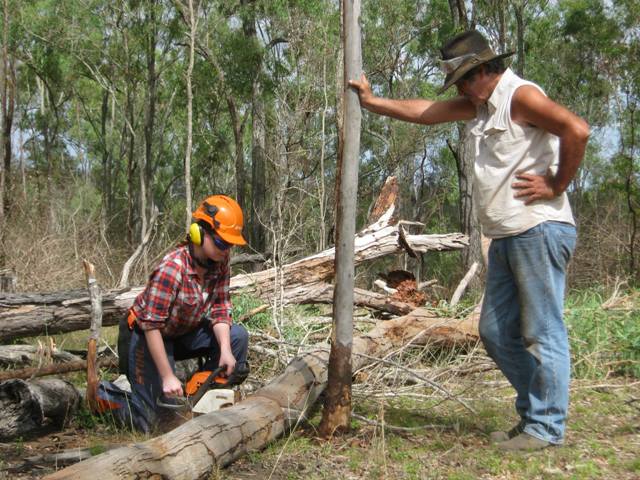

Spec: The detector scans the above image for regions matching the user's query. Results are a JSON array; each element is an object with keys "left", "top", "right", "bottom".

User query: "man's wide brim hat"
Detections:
[{"left": 438, "top": 30, "right": 515, "bottom": 94}]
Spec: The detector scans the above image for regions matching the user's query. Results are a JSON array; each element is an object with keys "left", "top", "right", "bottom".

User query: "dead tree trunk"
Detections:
[
  {"left": 83, "top": 260, "right": 102, "bottom": 412},
  {"left": 320, "top": 0, "right": 362, "bottom": 437},
  {"left": 0, "top": 378, "right": 80, "bottom": 440},
  {"left": 44, "top": 308, "right": 477, "bottom": 479}
]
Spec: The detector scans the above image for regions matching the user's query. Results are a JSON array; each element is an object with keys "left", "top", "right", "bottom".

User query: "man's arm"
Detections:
[
  {"left": 511, "top": 85, "right": 590, "bottom": 204},
  {"left": 348, "top": 73, "right": 475, "bottom": 125}
]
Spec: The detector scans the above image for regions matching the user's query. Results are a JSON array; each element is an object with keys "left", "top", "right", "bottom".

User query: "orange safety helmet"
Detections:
[{"left": 190, "top": 195, "right": 247, "bottom": 246}]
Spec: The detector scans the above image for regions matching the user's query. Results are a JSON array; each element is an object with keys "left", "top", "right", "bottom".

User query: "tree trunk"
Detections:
[
  {"left": 250, "top": 80, "right": 266, "bottom": 254},
  {"left": 1, "top": 0, "right": 14, "bottom": 226},
  {"left": 83, "top": 260, "right": 103, "bottom": 412},
  {"left": 141, "top": 0, "right": 158, "bottom": 244},
  {"left": 125, "top": 84, "right": 136, "bottom": 246},
  {"left": 0, "top": 378, "right": 80, "bottom": 440},
  {"left": 183, "top": 0, "right": 197, "bottom": 229},
  {"left": 44, "top": 308, "right": 477, "bottom": 479},
  {"left": 514, "top": 1, "right": 525, "bottom": 76},
  {"left": 238, "top": 0, "right": 267, "bottom": 254},
  {"left": 227, "top": 97, "right": 247, "bottom": 209},
  {"left": 100, "top": 90, "right": 111, "bottom": 219},
  {"left": 450, "top": 128, "right": 483, "bottom": 283},
  {"left": 448, "top": 0, "right": 469, "bottom": 28},
  {"left": 320, "top": 0, "right": 362, "bottom": 437}
]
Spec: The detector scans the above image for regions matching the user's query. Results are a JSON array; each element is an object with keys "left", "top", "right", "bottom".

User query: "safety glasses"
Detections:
[{"left": 212, "top": 234, "right": 232, "bottom": 251}]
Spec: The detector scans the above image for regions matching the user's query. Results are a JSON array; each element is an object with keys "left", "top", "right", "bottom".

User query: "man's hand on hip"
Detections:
[{"left": 512, "top": 169, "right": 558, "bottom": 205}]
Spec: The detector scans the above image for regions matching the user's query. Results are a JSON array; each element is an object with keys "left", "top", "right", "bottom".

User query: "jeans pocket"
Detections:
[
  {"left": 544, "top": 223, "right": 577, "bottom": 270},
  {"left": 516, "top": 223, "right": 544, "bottom": 239}
]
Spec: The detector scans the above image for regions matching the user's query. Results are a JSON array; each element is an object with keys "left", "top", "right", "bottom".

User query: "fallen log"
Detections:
[
  {"left": 0, "top": 289, "right": 130, "bottom": 343},
  {"left": 45, "top": 308, "right": 478, "bottom": 479},
  {"left": 0, "top": 355, "right": 118, "bottom": 382},
  {"left": 0, "top": 378, "right": 80, "bottom": 440},
  {"left": 282, "top": 282, "right": 417, "bottom": 316},
  {"left": 0, "top": 344, "right": 81, "bottom": 367},
  {"left": 0, "top": 208, "right": 467, "bottom": 342}
]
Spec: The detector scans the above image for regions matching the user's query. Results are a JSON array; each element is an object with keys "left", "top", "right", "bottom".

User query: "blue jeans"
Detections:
[{"left": 479, "top": 221, "right": 576, "bottom": 444}]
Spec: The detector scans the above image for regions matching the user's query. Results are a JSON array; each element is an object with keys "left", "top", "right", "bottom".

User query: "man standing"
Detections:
[{"left": 349, "top": 30, "right": 589, "bottom": 450}]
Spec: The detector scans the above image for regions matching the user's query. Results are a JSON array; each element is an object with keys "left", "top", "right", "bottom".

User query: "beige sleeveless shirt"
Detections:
[{"left": 465, "top": 68, "right": 574, "bottom": 239}]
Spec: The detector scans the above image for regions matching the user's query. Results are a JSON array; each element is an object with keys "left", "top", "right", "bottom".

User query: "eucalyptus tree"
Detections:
[
  {"left": 0, "top": 0, "right": 16, "bottom": 264},
  {"left": 609, "top": 0, "right": 639, "bottom": 281}
]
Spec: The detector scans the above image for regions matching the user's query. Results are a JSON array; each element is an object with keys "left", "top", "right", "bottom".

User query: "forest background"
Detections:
[{"left": 0, "top": 0, "right": 637, "bottom": 300}]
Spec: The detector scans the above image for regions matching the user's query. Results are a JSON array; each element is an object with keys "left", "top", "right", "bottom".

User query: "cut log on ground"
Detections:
[
  {"left": 0, "top": 344, "right": 81, "bottom": 367},
  {"left": 0, "top": 206, "right": 467, "bottom": 342},
  {"left": 0, "top": 378, "right": 80, "bottom": 440},
  {"left": 45, "top": 308, "right": 478, "bottom": 479}
]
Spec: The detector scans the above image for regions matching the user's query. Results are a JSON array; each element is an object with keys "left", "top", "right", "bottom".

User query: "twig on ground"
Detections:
[{"left": 351, "top": 412, "right": 453, "bottom": 433}]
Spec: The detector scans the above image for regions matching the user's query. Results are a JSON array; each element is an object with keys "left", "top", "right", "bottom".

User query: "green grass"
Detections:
[{"left": 565, "top": 288, "right": 640, "bottom": 378}]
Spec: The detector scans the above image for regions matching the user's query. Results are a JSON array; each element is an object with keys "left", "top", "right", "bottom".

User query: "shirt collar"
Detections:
[
  {"left": 182, "top": 244, "right": 199, "bottom": 276},
  {"left": 487, "top": 68, "right": 514, "bottom": 114},
  {"left": 184, "top": 244, "right": 223, "bottom": 279}
]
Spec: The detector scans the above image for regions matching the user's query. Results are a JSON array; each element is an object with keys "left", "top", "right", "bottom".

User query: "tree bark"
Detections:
[
  {"left": 242, "top": 0, "right": 267, "bottom": 255},
  {"left": 0, "top": 378, "right": 80, "bottom": 440},
  {"left": 514, "top": 1, "right": 526, "bottom": 76},
  {"left": 448, "top": 131, "right": 483, "bottom": 286},
  {"left": 320, "top": 0, "right": 362, "bottom": 437},
  {"left": 0, "top": 0, "right": 14, "bottom": 226},
  {"left": 83, "top": 260, "right": 103, "bottom": 412},
  {"left": 183, "top": 0, "right": 197, "bottom": 229},
  {"left": 250, "top": 79, "right": 266, "bottom": 254},
  {"left": 44, "top": 308, "right": 477, "bottom": 479},
  {"left": 139, "top": 0, "right": 159, "bottom": 246}
]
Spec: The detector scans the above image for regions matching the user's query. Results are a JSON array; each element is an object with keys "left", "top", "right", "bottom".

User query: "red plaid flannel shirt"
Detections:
[{"left": 131, "top": 245, "right": 232, "bottom": 337}]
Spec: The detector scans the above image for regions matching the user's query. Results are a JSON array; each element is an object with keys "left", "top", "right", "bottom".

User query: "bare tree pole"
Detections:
[
  {"left": 82, "top": 260, "right": 102, "bottom": 412},
  {"left": 319, "top": 0, "right": 361, "bottom": 437},
  {"left": 184, "top": 0, "right": 197, "bottom": 229}
]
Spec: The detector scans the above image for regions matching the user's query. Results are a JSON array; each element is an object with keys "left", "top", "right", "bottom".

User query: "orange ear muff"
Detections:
[{"left": 189, "top": 222, "right": 204, "bottom": 246}]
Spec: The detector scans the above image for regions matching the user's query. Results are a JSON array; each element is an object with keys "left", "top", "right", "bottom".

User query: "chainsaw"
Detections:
[{"left": 157, "top": 362, "right": 250, "bottom": 411}]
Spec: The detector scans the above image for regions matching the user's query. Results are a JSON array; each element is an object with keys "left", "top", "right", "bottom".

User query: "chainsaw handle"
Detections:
[{"left": 156, "top": 395, "right": 191, "bottom": 411}]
